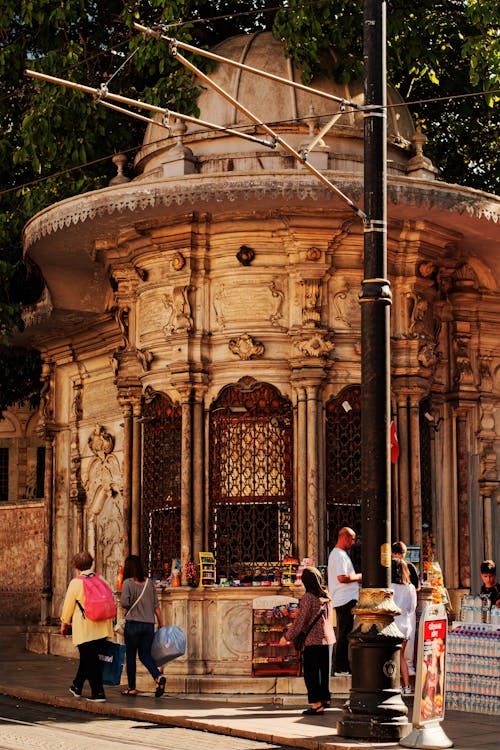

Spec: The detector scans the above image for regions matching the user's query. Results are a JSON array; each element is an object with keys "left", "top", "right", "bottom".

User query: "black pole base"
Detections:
[{"left": 337, "top": 588, "right": 411, "bottom": 741}]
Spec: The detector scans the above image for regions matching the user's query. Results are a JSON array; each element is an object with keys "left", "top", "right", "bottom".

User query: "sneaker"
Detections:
[
  {"left": 87, "top": 694, "right": 106, "bottom": 703},
  {"left": 334, "top": 671, "right": 350, "bottom": 677},
  {"left": 401, "top": 686, "right": 412, "bottom": 695},
  {"left": 69, "top": 685, "right": 82, "bottom": 698}
]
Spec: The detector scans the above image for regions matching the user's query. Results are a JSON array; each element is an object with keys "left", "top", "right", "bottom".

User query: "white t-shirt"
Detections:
[
  {"left": 392, "top": 582, "right": 417, "bottom": 640},
  {"left": 328, "top": 546, "right": 360, "bottom": 607}
]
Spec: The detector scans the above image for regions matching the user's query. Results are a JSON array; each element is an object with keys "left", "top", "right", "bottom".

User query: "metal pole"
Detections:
[{"left": 337, "top": 0, "right": 410, "bottom": 739}]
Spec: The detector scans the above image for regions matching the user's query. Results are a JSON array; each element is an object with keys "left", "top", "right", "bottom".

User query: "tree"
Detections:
[{"left": 0, "top": 1, "right": 498, "bottom": 412}]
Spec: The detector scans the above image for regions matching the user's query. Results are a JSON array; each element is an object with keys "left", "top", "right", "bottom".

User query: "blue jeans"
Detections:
[{"left": 124, "top": 621, "right": 161, "bottom": 690}]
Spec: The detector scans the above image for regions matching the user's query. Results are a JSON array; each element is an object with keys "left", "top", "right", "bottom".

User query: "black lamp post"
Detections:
[{"left": 337, "top": 0, "right": 410, "bottom": 739}]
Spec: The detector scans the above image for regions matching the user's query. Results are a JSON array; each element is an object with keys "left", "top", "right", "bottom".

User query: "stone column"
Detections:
[
  {"left": 408, "top": 398, "right": 422, "bottom": 546},
  {"left": 296, "top": 388, "right": 307, "bottom": 559},
  {"left": 396, "top": 397, "right": 410, "bottom": 541},
  {"left": 306, "top": 385, "right": 319, "bottom": 560},
  {"left": 131, "top": 401, "right": 142, "bottom": 555},
  {"left": 192, "top": 390, "right": 204, "bottom": 562},
  {"left": 456, "top": 409, "right": 471, "bottom": 588},
  {"left": 41, "top": 430, "right": 55, "bottom": 624},
  {"left": 180, "top": 391, "right": 193, "bottom": 585},
  {"left": 120, "top": 403, "right": 133, "bottom": 557}
]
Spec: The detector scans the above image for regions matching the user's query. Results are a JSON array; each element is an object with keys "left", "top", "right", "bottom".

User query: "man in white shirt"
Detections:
[{"left": 327, "top": 527, "right": 361, "bottom": 675}]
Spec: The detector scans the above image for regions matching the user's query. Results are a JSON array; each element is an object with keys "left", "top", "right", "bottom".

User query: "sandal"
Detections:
[
  {"left": 155, "top": 675, "right": 166, "bottom": 697},
  {"left": 302, "top": 705, "right": 325, "bottom": 715},
  {"left": 121, "top": 688, "right": 138, "bottom": 696}
]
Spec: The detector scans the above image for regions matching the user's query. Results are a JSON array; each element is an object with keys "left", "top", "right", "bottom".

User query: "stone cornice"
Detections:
[{"left": 23, "top": 172, "right": 499, "bottom": 252}]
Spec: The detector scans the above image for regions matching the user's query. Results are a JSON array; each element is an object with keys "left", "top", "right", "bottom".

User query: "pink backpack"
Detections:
[{"left": 77, "top": 573, "right": 116, "bottom": 621}]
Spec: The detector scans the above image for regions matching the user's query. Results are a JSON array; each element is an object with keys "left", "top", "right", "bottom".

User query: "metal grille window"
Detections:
[
  {"left": 0, "top": 447, "right": 8, "bottom": 502},
  {"left": 210, "top": 380, "right": 293, "bottom": 579},
  {"left": 141, "top": 394, "right": 182, "bottom": 577},
  {"left": 325, "top": 386, "right": 362, "bottom": 554}
]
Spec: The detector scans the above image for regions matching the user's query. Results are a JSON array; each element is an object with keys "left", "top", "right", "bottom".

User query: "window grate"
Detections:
[
  {"left": 141, "top": 394, "right": 182, "bottom": 577},
  {"left": 209, "top": 381, "right": 293, "bottom": 579},
  {"left": 0, "top": 447, "right": 8, "bottom": 502}
]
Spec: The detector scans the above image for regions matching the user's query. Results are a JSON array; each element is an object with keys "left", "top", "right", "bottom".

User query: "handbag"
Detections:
[
  {"left": 115, "top": 578, "right": 150, "bottom": 635},
  {"left": 293, "top": 604, "right": 326, "bottom": 651},
  {"left": 151, "top": 625, "right": 186, "bottom": 666},
  {"left": 98, "top": 640, "right": 126, "bottom": 685}
]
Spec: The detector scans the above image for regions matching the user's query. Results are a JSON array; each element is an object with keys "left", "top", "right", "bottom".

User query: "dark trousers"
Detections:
[
  {"left": 124, "top": 621, "right": 161, "bottom": 690},
  {"left": 74, "top": 638, "right": 107, "bottom": 697},
  {"left": 303, "top": 644, "right": 331, "bottom": 704},
  {"left": 334, "top": 600, "right": 357, "bottom": 673}
]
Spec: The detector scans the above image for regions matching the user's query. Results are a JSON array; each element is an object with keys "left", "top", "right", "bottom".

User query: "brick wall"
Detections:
[{"left": 0, "top": 503, "right": 44, "bottom": 623}]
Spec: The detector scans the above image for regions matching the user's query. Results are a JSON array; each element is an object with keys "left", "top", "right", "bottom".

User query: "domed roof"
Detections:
[
  {"left": 192, "top": 32, "right": 414, "bottom": 139},
  {"left": 136, "top": 31, "right": 416, "bottom": 175}
]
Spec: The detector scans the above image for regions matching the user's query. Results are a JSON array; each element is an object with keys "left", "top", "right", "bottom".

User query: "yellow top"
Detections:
[{"left": 61, "top": 568, "right": 114, "bottom": 646}]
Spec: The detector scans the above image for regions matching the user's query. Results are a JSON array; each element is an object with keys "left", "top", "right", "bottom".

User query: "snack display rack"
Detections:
[
  {"left": 198, "top": 552, "right": 216, "bottom": 587},
  {"left": 251, "top": 595, "right": 301, "bottom": 677}
]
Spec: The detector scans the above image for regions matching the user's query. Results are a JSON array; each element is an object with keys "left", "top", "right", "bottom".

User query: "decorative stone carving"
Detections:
[
  {"left": 39, "top": 362, "right": 54, "bottom": 422},
  {"left": 213, "top": 283, "right": 226, "bottom": 329},
  {"left": 236, "top": 245, "right": 255, "bottom": 266},
  {"left": 88, "top": 424, "right": 115, "bottom": 462},
  {"left": 228, "top": 333, "right": 264, "bottom": 360},
  {"left": 479, "top": 357, "right": 493, "bottom": 392},
  {"left": 137, "top": 348, "right": 154, "bottom": 372},
  {"left": 302, "top": 279, "right": 322, "bottom": 327},
  {"left": 417, "top": 261, "right": 438, "bottom": 281},
  {"left": 453, "top": 262, "right": 480, "bottom": 291},
  {"left": 108, "top": 153, "right": 130, "bottom": 186},
  {"left": 333, "top": 282, "right": 360, "bottom": 329},
  {"left": 306, "top": 246, "right": 321, "bottom": 261},
  {"left": 72, "top": 382, "right": 83, "bottom": 421},
  {"left": 162, "top": 286, "right": 193, "bottom": 335},
  {"left": 295, "top": 333, "right": 334, "bottom": 358},
  {"left": 269, "top": 280, "right": 284, "bottom": 326},
  {"left": 453, "top": 333, "right": 474, "bottom": 385},
  {"left": 171, "top": 252, "right": 186, "bottom": 271},
  {"left": 114, "top": 305, "right": 130, "bottom": 349}
]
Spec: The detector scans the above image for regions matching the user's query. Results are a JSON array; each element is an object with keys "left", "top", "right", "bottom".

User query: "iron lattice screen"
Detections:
[
  {"left": 209, "top": 381, "right": 293, "bottom": 579},
  {"left": 325, "top": 386, "right": 362, "bottom": 553},
  {"left": 141, "top": 394, "right": 182, "bottom": 577}
]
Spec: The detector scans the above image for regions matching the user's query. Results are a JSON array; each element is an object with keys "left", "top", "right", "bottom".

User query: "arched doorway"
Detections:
[{"left": 209, "top": 378, "right": 293, "bottom": 581}]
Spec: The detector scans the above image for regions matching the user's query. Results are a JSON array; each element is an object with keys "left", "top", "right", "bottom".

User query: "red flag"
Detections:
[{"left": 390, "top": 421, "right": 400, "bottom": 463}]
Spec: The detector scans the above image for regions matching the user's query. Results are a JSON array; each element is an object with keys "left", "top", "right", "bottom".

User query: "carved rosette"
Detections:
[
  {"left": 295, "top": 333, "right": 334, "bottom": 358},
  {"left": 228, "top": 333, "right": 265, "bottom": 360}
]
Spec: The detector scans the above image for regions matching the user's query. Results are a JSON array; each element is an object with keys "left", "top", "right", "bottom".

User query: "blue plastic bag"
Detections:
[
  {"left": 98, "top": 640, "right": 126, "bottom": 685},
  {"left": 151, "top": 625, "right": 186, "bottom": 666}
]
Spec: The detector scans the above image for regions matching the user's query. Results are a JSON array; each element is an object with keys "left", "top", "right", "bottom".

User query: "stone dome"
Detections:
[{"left": 135, "top": 31, "right": 416, "bottom": 178}]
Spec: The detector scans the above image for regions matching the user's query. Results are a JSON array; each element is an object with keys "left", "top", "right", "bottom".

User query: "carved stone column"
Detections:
[
  {"left": 121, "top": 403, "right": 133, "bottom": 557},
  {"left": 409, "top": 398, "right": 422, "bottom": 546},
  {"left": 131, "top": 401, "right": 142, "bottom": 555},
  {"left": 306, "top": 385, "right": 320, "bottom": 560},
  {"left": 296, "top": 389, "right": 307, "bottom": 558},
  {"left": 455, "top": 409, "right": 471, "bottom": 588},
  {"left": 180, "top": 391, "right": 193, "bottom": 585},
  {"left": 396, "top": 396, "right": 410, "bottom": 541},
  {"left": 41, "top": 429, "right": 55, "bottom": 624}
]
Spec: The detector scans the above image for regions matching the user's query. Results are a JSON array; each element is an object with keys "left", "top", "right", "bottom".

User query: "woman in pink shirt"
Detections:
[{"left": 279, "top": 567, "right": 336, "bottom": 715}]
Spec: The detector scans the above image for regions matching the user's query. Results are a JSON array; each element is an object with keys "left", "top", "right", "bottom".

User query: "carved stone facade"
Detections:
[{"left": 1, "top": 34, "right": 499, "bottom": 689}]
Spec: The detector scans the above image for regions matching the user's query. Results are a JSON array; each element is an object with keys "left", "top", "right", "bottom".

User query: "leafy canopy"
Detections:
[{"left": 0, "top": 1, "right": 498, "bottom": 412}]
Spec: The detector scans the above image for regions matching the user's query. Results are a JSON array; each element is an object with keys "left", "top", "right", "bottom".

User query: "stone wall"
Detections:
[{"left": 0, "top": 502, "right": 44, "bottom": 623}]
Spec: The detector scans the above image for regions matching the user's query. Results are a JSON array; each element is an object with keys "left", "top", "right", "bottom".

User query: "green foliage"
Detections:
[{"left": 0, "top": 1, "right": 498, "bottom": 412}]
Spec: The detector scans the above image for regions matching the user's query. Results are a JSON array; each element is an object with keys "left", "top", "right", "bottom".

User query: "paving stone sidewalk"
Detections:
[{"left": 0, "top": 627, "right": 496, "bottom": 750}]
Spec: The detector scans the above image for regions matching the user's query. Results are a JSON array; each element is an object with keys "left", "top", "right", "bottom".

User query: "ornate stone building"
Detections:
[{"left": 1, "top": 33, "right": 499, "bottom": 686}]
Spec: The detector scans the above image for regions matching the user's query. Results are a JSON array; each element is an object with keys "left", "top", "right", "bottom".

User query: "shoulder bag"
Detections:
[{"left": 293, "top": 602, "right": 327, "bottom": 651}]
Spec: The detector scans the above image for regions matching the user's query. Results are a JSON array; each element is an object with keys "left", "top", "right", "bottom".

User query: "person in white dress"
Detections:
[{"left": 391, "top": 558, "right": 417, "bottom": 695}]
